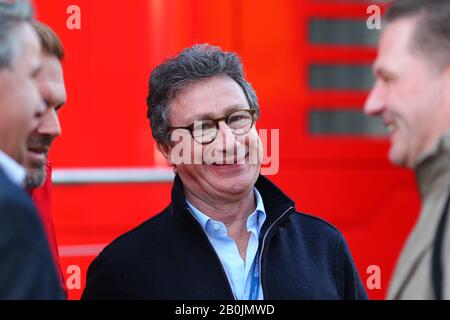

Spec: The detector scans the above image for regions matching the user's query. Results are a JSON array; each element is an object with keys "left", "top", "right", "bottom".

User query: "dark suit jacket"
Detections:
[
  {"left": 83, "top": 174, "right": 367, "bottom": 300},
  {"left": 0, "top": 167, "right": 64, "bottom": 299}
]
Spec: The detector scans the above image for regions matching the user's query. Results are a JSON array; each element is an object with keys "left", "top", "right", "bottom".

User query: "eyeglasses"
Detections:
[{"left": 169, "top": 109, "right": 256, "bottom": 145}]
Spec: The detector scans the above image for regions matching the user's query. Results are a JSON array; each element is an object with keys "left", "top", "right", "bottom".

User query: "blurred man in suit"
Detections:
[
  {"left": 365, "top": 0, "right": 450, "bottom": 299},
  {"left": 25, "top": 21, "right": 67, "bottom": 291},
  {"left": 0, "top": 0, "right": 64, "bottom": 299}
]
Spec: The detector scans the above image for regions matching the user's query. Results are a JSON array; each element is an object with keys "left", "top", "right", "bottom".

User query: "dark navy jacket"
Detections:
[
  {"left": 82, "top": 175, "right": 367, "bottom": 300},
  {"left": 0, "top": 168, "right": 64, "bottom": 299}
]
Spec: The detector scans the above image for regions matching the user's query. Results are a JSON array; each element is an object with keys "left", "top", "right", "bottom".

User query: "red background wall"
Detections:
[{"left": 33, "top": 0, "right": 421, "bottom": 300}]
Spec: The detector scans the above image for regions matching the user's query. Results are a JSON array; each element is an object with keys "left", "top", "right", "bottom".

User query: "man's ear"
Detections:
[
  {"left": 443, "top": 64, "right": 450, "bottom": 104},
  {"left": 440, "top": 65, "right": 450, "bottom": 128},
  {"left": 156, "top": 143, "right": 175, "bottom": 166}
]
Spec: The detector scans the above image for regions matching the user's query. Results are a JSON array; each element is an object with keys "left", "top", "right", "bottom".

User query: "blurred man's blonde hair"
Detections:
[{"left": 31, "top": 21, "right": 64, "bottom": 61}]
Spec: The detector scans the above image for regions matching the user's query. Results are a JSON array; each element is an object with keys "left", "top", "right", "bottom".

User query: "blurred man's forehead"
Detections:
[
  {"left": 15, "top": 23, "right": 41, "bottom": 70},
  {"left": 374, "top": 17, "right": 419, "bottom": 73},
  {"left": 38, "top": 54, "right": 64, "bottom": 82},
  {"left": 380, "top": 21, "right": 413, "bottom": 54},
  {"left": 20, "top": 23, "right": 41, "bottom": 53},
  {"left": 35, "top": 57, "right": 64, "bottom": 103}
]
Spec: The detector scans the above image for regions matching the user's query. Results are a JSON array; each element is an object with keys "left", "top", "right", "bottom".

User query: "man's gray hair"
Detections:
[
  {"left": 0, "top": 0, "right": 33, "bottom": 69},
  {"left": 385, "top": 0, "right": 450, "bottom": 70},
  {"left": 147, "top": 44, "right": 260, "bottom": 145}
]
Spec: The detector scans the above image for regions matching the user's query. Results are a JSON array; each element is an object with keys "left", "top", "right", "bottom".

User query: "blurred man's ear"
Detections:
[
  {"left": 156, "top": 143, "right": 175, "bottom": 166},
  {"left": 443, "top": 64, "right": 450, "bottom": 100},
  {"left": 444, "top": 62, "right": 450, "bottom": 80},
  {"left": 441, "top": 64, "right": 450, "bottom": 123}
]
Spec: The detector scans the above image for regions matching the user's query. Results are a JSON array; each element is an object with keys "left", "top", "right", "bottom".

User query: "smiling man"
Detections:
[
  {"left": 364, "top": 0, "right": 450, "bottom": 299},
  {"left": 82, "top": 44, "right": 366, "bottom": 300},
  {"left": 0, "top": 0, "right": 63, "bottom": 299},
  {"left": 25, "top": 21, "right": 67, "bottom": 292},
  {"left": 26, "top": 22, "right": 65, "bottom": 190}
]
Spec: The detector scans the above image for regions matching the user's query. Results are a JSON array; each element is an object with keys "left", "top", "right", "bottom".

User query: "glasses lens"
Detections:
[
  {"left": 227, "top": 110, "right": 253, "bottom": 135},
  {"left": 192, "top": 120, "right": 217, "bottom": 144}
]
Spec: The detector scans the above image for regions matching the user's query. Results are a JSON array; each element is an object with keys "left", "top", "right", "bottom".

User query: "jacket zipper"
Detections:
[
  {"left": 259, "top": 206, "right": 294, "bottom": 299},
  {"left": 187, "top": 205, "right": 295, "bottom": 300}
]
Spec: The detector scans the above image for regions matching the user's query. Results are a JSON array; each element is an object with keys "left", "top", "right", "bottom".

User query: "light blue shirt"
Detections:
[{"left": 187, "top": 188, "right": 267, "bottom": 300}]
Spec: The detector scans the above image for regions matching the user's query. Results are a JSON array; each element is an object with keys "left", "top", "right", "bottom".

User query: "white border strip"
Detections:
[{"left": 52, "top": 168, "right": 174, "bottom": 185}]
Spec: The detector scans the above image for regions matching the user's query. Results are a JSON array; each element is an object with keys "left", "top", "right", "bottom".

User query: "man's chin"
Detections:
[
  {"left": 210, "top": 180, "right": 253, "bottom": 196},
  {"left": 25, "top": 168, "right": 47, "bottom": 189},
  {"left": 388, "top": 147, "right": 408, "bottom": 167},
  {"left": 205, "top": 167, "right": 259, "bottom": 193}
]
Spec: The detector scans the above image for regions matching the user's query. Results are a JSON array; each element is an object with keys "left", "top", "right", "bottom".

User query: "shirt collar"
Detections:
[
  {"left": 0, "top": 150, "right": 26, "bottom": 187},
  {"left": 253, "top": 187, "right": 266, "bottom": 221},
  {"left": 187, "top": 187, "right": 267, "bottom": 235}
]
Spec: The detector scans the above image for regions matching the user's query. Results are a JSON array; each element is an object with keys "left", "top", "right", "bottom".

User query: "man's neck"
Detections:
[
  {"left": 185, "top": 187, "right": 256, "bottom": 258},
  {"left": 185, "top": 187, "right": 256, "bottom": 226}
]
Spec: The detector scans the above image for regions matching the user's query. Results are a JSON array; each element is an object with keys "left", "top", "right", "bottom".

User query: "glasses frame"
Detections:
[{"left": 169, "top": 109, "right": 257, "bottom": 145}]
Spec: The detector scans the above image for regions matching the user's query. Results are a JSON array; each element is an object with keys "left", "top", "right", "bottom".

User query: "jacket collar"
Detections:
[
  {"left": 415, "top": 130, "right": 450, "bottom": 199},
  {"left": 388, "top": 130, "right": 450, "bottom": 299},
  {"left": 170, "top": 174, "right": 296, "bottom": 230}
]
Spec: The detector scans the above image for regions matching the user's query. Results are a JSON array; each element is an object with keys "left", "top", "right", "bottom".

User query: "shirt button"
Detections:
[{"left": 212, "top": 223, "right": 221, "bottom": 231}]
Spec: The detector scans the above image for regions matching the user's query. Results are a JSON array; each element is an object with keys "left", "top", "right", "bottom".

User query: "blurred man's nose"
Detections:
[
  {"left": 34, "top": 98, "right": 46, "bottom": 119},
  {"left": 364, "top": 81, "right": 386, "bottom": 116},
  {"left": 215, "top": 121, "right": 238, "bottom": 150},
  {"left": 37, "top": 108, "right": 62, "bottom": 138}
]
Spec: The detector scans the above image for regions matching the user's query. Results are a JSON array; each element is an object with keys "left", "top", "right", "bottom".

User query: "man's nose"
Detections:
[
  {"left": 34, "top": 99, "right": 46, "bottom": 119},
  {"left": 364, "top": 82, "right": 386, "bottom": 116},
  {"left": 215, "top": 121, "right": 238, "bottom": 148},
  {"left": 37, "top": 108, "right": 62, "bottom": 138}
]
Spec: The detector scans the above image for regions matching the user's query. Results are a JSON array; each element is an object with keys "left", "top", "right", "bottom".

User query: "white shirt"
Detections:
[
  {"left": 0, "top": 150, "right": 26, "bottom": 187},
  {"left": 187, "top": 188, "right": 267, "bottom": 300}
]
